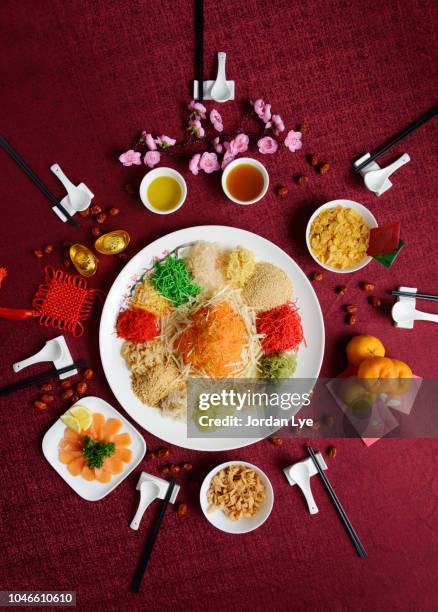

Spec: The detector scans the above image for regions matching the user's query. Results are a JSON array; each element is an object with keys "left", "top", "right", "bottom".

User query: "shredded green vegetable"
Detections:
[
  {"left": 150, "top": 254, "right": 200, "bottom": 306},
  {"left": 82, "top": 436, "right": 116, "bottom": 469},
  {"left": 259, "top": 352, "right": 297, "bottom": 379}
]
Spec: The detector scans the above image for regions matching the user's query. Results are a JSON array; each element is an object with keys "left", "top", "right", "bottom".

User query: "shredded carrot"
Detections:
[
  {"left": 256, "top": 302, "right": 304, "bottom": 355},
  {"left": 175, "top": 301, "right": 248, "bottom": 377}
]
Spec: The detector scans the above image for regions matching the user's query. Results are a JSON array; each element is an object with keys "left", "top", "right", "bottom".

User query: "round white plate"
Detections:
[
  {"left": 99, "top": 225, "right": 325, "bottom": 451},
  {"left": 199, "top": 461, "right": 274, "bottom": 534}
]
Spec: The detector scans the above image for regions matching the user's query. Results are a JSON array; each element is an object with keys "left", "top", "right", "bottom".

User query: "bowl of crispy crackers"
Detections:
[
  {"left": 306, "top": 199, "right": 378, "bottom": 273},
  {"left": 200, "top": 461, "right": 274, "bottom": 534}
]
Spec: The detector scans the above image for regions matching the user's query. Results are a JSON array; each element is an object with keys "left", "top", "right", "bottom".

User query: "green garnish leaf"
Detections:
[
  {"left": 82, "top": 436, "right": 116, "bottom": 469},
  {"left": 150, "top": 254, "right": 200, "bottom": 306}
]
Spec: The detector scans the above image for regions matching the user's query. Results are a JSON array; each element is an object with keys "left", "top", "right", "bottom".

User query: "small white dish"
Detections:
[
  {"left": 199, "top": 461, "right": 274, "bottom": 534},
  {"left": 42, "top": 396, "right": 146, "bottom": 501},
  {"left": 221, "top": 157, "right": 269, "bottom": 205},
  {"left": 305, "top": 199, "right": 378, "bottom": 274},
  {"left": 139, "top": 167, "right": 187, "bottom": 215}
]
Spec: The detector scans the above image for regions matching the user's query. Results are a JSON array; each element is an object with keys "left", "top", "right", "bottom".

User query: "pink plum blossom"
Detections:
[
  {"left": 188, "top": 100, "right": 207, "bottom": 119},
  {"left": 212, "top": 137, "right": 223, "bottom": 153},
  {"left": 272, "top": 114, "right": 285, "bottom": 136},
  {"left": 284, "top": 130, "right": 302, "bottom": 152},
  {"left": 229, "top": 133, "right": 249, "bottom": 155},
  {"left": 221, "top": 149, "right": 235, "bottom": 169},
  {"left": 210, "top": 109, "right": 223, "bottom": 132},
  {"left": 156, "top": 135, "right": 176, "bottom": 148},
  {"left": 253, "top": 99, "right": 272, "bottom": 123},
  {"left": 144, "top": 150, "right": 161, "bottom": 168},
  {"left": 119, "top": 150, "right": 142, "bottom": 166},
  {"left": 142, "top": 132, "right": 157, "bottom": 150},
  {"left": 257, "top": 136, "right": 278, "bottom": 154},
  {"left": 189, "top": 153, "right": 201, "bottom": 175},
  {"left": 188, "top": 118, "right": 205, "bottom": 138},
  {"left": 199, "top": 152, "right": 220, "bottom": 173}
]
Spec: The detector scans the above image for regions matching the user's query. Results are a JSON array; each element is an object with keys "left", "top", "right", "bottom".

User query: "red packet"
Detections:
[{"left": 367, "top": 222, "right": 400, "bottom": 256}]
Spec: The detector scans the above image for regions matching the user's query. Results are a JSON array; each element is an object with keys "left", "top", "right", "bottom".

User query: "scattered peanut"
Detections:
[
  {"left": 33, "top": 249, "right": 44, "bottom": 259},
  {"left": 326, "top": 445, "right": 337, "bottom": 459},
  {"left": 90, "top": 204, "right": 102, "bottom": 216},
  {"left": 176, "top": 502, "right": 188, "bottom": 517},
  {"left": 308, "top": 153, "right": 319, "bottom": 167},
  {"left": 96, "top": 213, "right": 107, "bottom": 224},
  {"left": 83, "top": 368, "right": 94, "bottom": 380},
  {"left": 40, "top": 394, "right": 54, "bottom": 404},
  {"left": 346, "top": 314, "right": 357, "bottom": 325},
  {"left": 61, "top": 380, "right": 72, "bottom": 389},
  {"left": 62, "top": 389, "right": 74, "bottom": 400},
  {"left": 34, "top": 400, "right": 47, "bottom": 410},
  {"left": 369, "top": 296, "right": 381, "bottom": 308},
  {"left": 295, "top": 175, "right": 309, "bottom": 186},
  {"left": 40, "top": 383, "right": 53, "bottom": 392},
  {"left": 44, "top": 244, "right": 54, "bottom": 254},
  {"left": 182, "top": 462, "right": 193, "bottom": 471},
  {"left": 159, "top": 465, "right": 170, "bottom": 474},
  {"left": 109, "top": 207, "right": 120, "bottom": 216},
  {"left": 317, "top": 162, "right": 330, "bottom": 175},
  {"left": 344, "top": 304, "right": 358, "bottom": 314},
  {"left": 270, "top": 436, "right": 283, "bottom": 446},
  {"left": 336, "top": 285, "right": 347, "bottom": 295},
  {"left": 360, "top": 281, "right": 374, "bottom": 291},
  {"left": 276, "top": 185, "right": 289, "bottom": 198},
  {"left": 76, "top": 381, "right": 88, "bottom": 395},
  {"left": 170, "top": 464, "right": 181, "bottom": 475},
  {"left": 79, "top": 209, "right": 90, "bottom": 218},
  {"left": 311, "top": 271, "right": 323, "bottom": 282},
  {"left": 91, "top": 226, "right": 102, "bottom": 237},
  {"left": 70, "top": 394, "right": 79, "bottom": 404},
  {"left": 157, "top": 447, "right": 170, "bottom": 458}
]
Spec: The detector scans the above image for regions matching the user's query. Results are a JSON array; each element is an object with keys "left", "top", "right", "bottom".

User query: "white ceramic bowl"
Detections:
[
  {"left": 305, "top": 199, "right": 378, "bottom": 274},
  {"left": 221, "top": 157, "right": 269, "bottom": 205},
  {"left": 139, "top": 167, "right": 187, "bottom": 215},
  {"left": 200, "top": 461, "right": 274, "bottom": 534}
]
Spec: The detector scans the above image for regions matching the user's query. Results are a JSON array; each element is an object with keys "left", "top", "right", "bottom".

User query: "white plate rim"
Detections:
[{"left": 99, "top": 225, "right": 325, "bottom": 452}]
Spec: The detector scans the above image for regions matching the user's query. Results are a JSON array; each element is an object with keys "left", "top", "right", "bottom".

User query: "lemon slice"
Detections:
[
  {"left": 69, "top": 406, "right": 93, "bottom": 431},
  {"left": 60, "top": 414, "right": 81, "bottom": 433}
]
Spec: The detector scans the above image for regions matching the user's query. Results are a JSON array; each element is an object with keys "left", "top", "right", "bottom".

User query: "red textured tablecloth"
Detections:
[{"left": 1, "top": 1, "right": 437, "bottom": 610}]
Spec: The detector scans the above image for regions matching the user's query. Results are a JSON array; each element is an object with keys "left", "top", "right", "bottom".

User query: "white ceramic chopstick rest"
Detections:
[
  {"left": 193, "top": 51, "right": 235, "bottom": 101},
  {"left": 283, "top": 453, "right": 328, "bottom": 515},
  {"left": 130, "top": 472, "right": 180, "bottom": 530},
  {"left": 392, "top": 296, "right": 438, "bottom": 328},
  {"left": 50, "top": 163, "right": 94, "bottom": 222},
  {"left": 12, "top": 335, "right": 77, "bottom": 380},
  {"left": 354, "top": 152, "right": 410, "bottom": 196}
]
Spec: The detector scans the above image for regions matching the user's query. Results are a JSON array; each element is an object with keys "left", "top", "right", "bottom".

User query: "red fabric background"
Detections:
[{"left": 0, "top": 1, "right": 437, "bottom": 610}]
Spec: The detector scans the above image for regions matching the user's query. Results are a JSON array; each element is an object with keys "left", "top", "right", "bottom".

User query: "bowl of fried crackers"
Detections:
[
  {"left": 306, "top": 200, "right": 378, "bottom": 273},
  {"left": 200, "top": 461, "right": 274, "bottom": 534}
]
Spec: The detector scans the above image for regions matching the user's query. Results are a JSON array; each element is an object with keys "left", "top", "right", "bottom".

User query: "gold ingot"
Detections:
[
  {"left": 69, "top": 244, "right": 99, "bottom": 277},
  {"left": 94, "top": 230, "right": 130, "bottom": 255}
]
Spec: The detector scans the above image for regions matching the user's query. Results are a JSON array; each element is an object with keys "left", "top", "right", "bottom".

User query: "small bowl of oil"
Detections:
[{"left": 139, "top": 167, "right": 187, "bottom": 215}]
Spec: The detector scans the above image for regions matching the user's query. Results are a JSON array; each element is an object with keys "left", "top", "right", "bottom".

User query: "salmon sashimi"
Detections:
[
  {"left": 94, "top": 468, "right": 112, "bottom": 483},
  {"left": 101, "top": 418, "right": 123, "bottom": 441},
  {"left": 59, "top": 438, "right": 83, "bottom": 451},
  {"left": 67, "top": 456, "right": 86, "bottom": 476},
  {"left": 58, "top": 413, "right": 132, "bottom": 484},
  {"left": 81, "top": 465, "right": 95, "bottom": 481},
  {"left": 59, "top": 449, "right": 83, "bottom": 464},
  {"left": 112, "top": 433, "right": 132, "bottom": 447},
  {"left": 114, "top": 447, "right": 132, "bottom": 462}
]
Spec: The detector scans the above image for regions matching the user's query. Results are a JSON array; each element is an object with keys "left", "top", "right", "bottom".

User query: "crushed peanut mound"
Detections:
[
  {"left": 207, "top": 464, "right": 266, "bottom": 521},
  {"left": 309, "top": 206, "right": 370, "bottom": 269}
]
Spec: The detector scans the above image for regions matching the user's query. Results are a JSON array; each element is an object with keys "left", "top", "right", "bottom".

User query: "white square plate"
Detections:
[{"left": 42, "top": 396, "right": 146, "bottom": 501}]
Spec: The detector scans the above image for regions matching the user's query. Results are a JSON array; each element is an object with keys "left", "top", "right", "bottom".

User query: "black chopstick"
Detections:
[
  {"left": 306, "top": 447, "right": 367, "bottom": 558},
  {"left": 391, "top": 290, "right": 438, "bottom": 302},
  {"left": 130, "top": 478, "right": 176, "bottom": 593},
  {"left": 353, "top": 105, "right": 438, "bottom": 174},
  {"left": 0, "top": 135, "right": 80, "bottom": 227},
  {"left": 0, "top": 359, "right": 86, "bottom": 397},
  {"left": 195, "top": 0, "right": 204, "bottom": 101}
]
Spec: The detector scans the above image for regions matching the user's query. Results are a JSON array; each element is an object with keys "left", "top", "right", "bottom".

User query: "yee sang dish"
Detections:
[{"left": 116, "top": 241, "right": 305, "bottom": 422}]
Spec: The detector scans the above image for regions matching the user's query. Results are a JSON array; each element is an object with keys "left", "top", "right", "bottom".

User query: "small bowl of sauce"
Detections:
[
  {"left": 221, "top": 157, "right": 269, "bottom": 205},
  {"left": 139, "top": 167, "right": 187, "bottom": 215}
]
